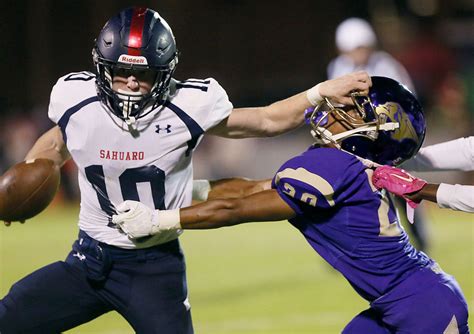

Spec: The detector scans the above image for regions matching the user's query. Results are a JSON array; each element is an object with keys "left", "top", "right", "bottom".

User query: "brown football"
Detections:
[{"left": 0, "top": 159, "right": 60, "bottom": 222}]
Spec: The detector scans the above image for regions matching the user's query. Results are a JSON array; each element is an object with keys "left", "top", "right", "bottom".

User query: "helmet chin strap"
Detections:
[
  {"left": 311, "top": 128, "right": 338, "bottom": 146},
  {"left": 312, "top": 122, "right": 400, "bottom": 146}
]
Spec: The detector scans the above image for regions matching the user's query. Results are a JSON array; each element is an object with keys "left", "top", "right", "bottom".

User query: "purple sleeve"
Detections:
[{"left": 271, "top": 148, "right": 365, "bottom": 214}]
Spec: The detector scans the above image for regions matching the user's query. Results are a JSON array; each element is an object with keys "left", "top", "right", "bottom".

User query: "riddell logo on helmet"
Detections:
[{"left": 118, "top": 55, "right": 148, "bottom": 65}]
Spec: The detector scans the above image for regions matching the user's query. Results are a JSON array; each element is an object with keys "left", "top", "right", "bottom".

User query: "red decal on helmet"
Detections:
[{"left": 128, "top": 7, "right": 147, "bottom": 56}]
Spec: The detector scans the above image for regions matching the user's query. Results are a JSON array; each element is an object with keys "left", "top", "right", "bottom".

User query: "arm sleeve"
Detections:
[
  {"left": 436, "top": 183, "right": 474, "bottom": 213},
  {"left": 201, "top": 78, "right": 233, "bottom": 131},
  {"left": 48, "top": 80, "right": 65, "bottom": 124},
  {"left": 402, "top": 137, "right": 474, "bottom": 172},
  {"left": 48, "top": 72, "right": 97, "bottom": 124}
]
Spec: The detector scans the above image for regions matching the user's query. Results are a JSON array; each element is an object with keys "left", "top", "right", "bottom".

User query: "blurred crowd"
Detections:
[{"left": 0, "top": 11, "right": 472, "bottom": 203}]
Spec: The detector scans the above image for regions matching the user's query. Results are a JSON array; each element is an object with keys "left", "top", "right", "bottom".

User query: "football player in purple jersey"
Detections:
[{"left": 114, "top": 77, "right": 469, "bottom": 333}]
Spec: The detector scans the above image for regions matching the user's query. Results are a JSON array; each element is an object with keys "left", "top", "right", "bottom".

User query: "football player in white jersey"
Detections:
[{"left": 0, "top": 7, "right": 371, "bottom": 333}]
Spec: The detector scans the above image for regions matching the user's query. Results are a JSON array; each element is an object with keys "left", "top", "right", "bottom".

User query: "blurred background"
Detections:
[{"left": 0, "top": 0, "right": 473, "bottom": 333}]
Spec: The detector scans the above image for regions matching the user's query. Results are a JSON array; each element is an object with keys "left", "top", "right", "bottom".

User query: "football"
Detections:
[{"left": 0, "top": 158, "right": 60, "bottom": 222}]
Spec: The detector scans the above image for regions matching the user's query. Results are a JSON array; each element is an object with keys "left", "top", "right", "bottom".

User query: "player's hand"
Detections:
[
  {"left": 372, "top": 165, "right": 427, "bottom": 208},
  {"left": 319, "top": 71, "right": 372, "bottom": 105},
  {"left": 112, "top": 200, "right": 160, "bottom": 238}
]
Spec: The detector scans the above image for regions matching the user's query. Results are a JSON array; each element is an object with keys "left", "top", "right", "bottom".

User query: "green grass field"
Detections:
[{"left": 1, "top": 202, "right": 472, "bottom": 333}]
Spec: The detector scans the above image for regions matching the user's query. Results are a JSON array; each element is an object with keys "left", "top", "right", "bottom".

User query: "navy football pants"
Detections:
[{"left": 0, "top": 231, "right": 193, "bottom": 333}]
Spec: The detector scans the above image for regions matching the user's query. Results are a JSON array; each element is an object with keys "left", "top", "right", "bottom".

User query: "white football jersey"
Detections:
[{"left": 48, "top": 72, "right": 233, "bottom": 248}]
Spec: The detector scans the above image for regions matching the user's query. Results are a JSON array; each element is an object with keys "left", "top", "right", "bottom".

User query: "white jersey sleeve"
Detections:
[
  {"left": 202, "top": 78, "right": 234, "bottom": 130},
  {"left": 402, "top": 137, "right": 474, "bottom": 172},
  {"left": 48, "top": 71, "right": 97, "bottom": 124},
  {"left": 171, "top": 77, "right": 233, "bottom": 131},
  {"left": 437, "top": 183, "right": 474, "bottom": 213}
]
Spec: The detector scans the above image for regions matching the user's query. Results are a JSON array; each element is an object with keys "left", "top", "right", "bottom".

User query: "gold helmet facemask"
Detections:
[{"left": 307, "top": 92, "right": 399, "bottom": 147}]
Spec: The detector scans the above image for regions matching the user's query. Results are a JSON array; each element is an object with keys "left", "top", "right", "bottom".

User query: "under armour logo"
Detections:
[
  {"left": 73, "top": 252, "right": 86, "bottom": 261},
  {"left": 155, "top": 124, "right": 172, "bottom": 133}
]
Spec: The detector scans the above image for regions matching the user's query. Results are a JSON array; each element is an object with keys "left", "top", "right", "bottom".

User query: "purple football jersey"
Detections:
[{"left": 272, "top": 147, "right": 433, "bottom": 301}]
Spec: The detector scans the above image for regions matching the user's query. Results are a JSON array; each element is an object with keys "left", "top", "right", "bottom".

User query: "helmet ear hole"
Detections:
[{"left": 340, "top": 136, "right": 374, "bottom": 157}]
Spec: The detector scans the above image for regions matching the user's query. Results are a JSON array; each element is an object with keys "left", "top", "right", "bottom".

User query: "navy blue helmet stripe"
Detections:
[
  {"left": 164, "top": 101, "right": 204, "bottom": 156},
  {"left": 57, "top": 96, "right": 100, "bottom": 144}
]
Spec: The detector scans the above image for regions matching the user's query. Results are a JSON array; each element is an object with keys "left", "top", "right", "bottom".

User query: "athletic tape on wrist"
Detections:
[{"left": 306, "top": 83, "right": 323, "bottom": 106}]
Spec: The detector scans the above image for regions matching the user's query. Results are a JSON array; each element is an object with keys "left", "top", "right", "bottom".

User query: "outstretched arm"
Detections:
[
  {"left": 25, "top": 126, "right": 70, "bottom": 167},
  {"left": 209, "top": 178, "right": 271, "bottom": 199},
  {"left": 406, "top": 183, "right": 474, "bottom": 213},
  {"left": 208, "top": 71, "right": 372, "bottom": 138},
  {"left": 112, "top": 189, "right": 296, "bottom": 238},
  {"left": 192, "top": 178, "right": 272, "bottom": 202},
  {"left": 401, "top": 136, "right": 474, "bottom": 172},
  {"left": 181, "top": 189, "right": 295, "bottom": 229},
  {"left": 372, "top": 165, "right": 474, "bottom": 213}
]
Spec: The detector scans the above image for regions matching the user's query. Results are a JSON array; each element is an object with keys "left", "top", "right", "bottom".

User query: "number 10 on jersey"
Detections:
[{"left": 85, "top": 165, "right": 166, "bottom": 224}]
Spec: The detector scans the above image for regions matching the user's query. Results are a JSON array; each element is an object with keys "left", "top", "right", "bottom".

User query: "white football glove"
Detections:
[{"left": 112, "top": 200, "right": 181, "bottom": 239}]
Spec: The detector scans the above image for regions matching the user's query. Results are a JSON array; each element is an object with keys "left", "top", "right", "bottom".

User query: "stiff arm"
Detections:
[
  {"left": 181, "top": 188, "right": 296, "bottom": 229},
  {"left": 208, "top": 71, "right": 372, "bottom": 138}
]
